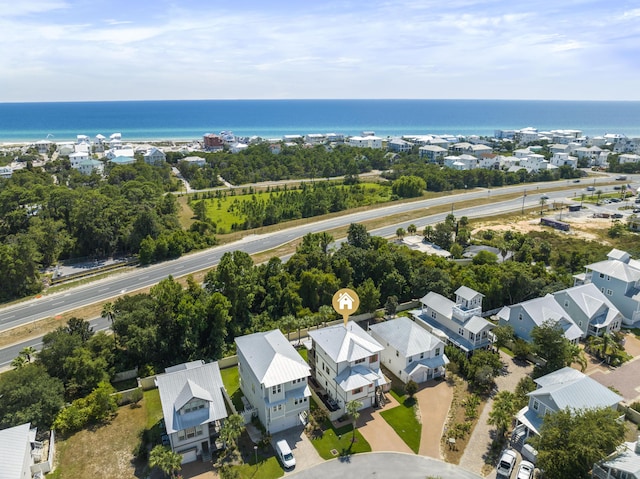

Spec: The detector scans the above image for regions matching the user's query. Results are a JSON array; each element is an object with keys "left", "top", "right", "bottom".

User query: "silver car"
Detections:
[{"left": 516, "top": 460, "right": 535, "bottom": 479}]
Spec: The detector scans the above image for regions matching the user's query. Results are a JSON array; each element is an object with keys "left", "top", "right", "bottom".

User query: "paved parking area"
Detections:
[
  {"left": 588, "top": 332, "right": 640, "bottom": 403},
  {"left": 271, "top": 426, "right": 323, "bottom": 475}
]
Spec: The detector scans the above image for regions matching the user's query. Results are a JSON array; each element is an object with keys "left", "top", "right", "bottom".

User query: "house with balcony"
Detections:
[
  {"left": 348, "top": 135, "right": 383, "bottom": 149},
  {"left": 235, "top": 329, "right": 311, "bottom": 434},
  {"left": 497, "top": 294, "right": 583, "bottom": 344},
  {"left": 411, "top": 286, "right": 494, "bottom": 353},
  {"left": 512, "top": 367, "right": 622, "bottom": 450},
  {"left": 552, "top": 283, "right": 623, "bottom": 338},
  {"left": 575, "top": 249, "right": 640, "bottom": 327},
  {"left": 593, "top": 436, "right": 640, "bottom": 479},
  {"left": 306, "top": 321, "right": 386, "bottom": 418},
  {"left": 387, "top": 138, "right": 413, "bottom": 153},
  {"left": 156, "top": 360, "right": 228, "bottom": 464},
  {"left": 143, "top": 147, "right": 166, "bottom": 166},
  {"left": 418, "top": 145, "right": 447, "bottom": 163},
  {"left": 368, "top": 316, "right": 448, "bottom": 384}
]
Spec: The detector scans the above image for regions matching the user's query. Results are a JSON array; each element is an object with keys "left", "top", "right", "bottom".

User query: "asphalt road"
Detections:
[
  {"left": 289, "top": 451, "right": 483, "bottom": 479},
  {"left": 0, "top": 176, "right": 636, "bottom": 367}
]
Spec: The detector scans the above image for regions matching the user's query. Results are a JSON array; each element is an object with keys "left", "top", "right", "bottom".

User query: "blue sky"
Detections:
[{"left": 1, "top": 0, "right": 639, "bottom": 102}]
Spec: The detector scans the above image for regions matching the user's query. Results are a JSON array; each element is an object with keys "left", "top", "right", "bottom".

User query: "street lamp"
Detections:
[{"left": 254, "top": 445, "right": 258, "bottom": 466}]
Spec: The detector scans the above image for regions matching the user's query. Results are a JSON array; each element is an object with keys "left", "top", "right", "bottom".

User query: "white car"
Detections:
[
  {"left": 276, "top": 439, "right": 296, "bottom": 469},
  {"left": 516, "top": 460, "right": 535, "bottom": 479},
  {"left": 496, "top": 449, "right": 517, "bottom": 478}
]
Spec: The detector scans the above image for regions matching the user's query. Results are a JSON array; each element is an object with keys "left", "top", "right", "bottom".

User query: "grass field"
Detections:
[
  {"left": 309, "top": 418, "right": 371, "bottom": 459},
  {"left": 193, "top": 182, "right": 392, "bottom": 233},
  {"left": 379, "top": 395, "right": 422, "bottom": 453},
  {"left": 221, "top": 365, "right": 244, "bottom": 412}
]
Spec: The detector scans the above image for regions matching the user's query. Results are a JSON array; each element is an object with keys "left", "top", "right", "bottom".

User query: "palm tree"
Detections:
[
  {"left": 149, "top": 445, "right": 182, "bottom": 479},
  {"left": 20, "top": 346, "right": 36, "bottom": 363},
  {"left": 280, "top": 315, "right": 296, "bottom": 342},
  {"left": 595, "top": 190, "right": 603, "bottom": 206},
  {"left": 539, "top": 197, "right": 547, "bottom": 215},
  {"left": 11, "top": 355, "right": 27, "bottom": 369},
  {"left": 580, "top": 193, "right": 586, "bottom": 209},
  {"left": 317, "top": 305, "right": 335, "bottom": 328},
  {"left": 423, "top": 225, "right": 434, "bottom": 242},
  {"left": 219, "top": 413, "right": 245, "bottom": 451},
  {"left": 567, "top": 343, "right": 587, "bottom": 372},
  {"left": 396, "top": 227, "right": 406, "bottom": 239},
  {"left": 488, "top": 390, "right": 518, "bottom": 438},
  {"left": 101, "top": 301, "right": 116, "bottom": 348},
  {"left": 346, "top": 399, "right": 363, "bottom": 443},
  {"left": 407, "top": 224, "right": 417, "bottom": 235}
]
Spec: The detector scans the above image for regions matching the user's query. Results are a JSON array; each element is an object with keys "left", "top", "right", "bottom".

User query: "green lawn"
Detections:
[
  {"left": 380, "top": 396, "right": 422, "bottom": 453},
  {"left": 232, "top": 456, "right": 283, "bottom": 479},
  {"left": 298, "top": 347, "right": 308, "bottom": 361},
  {"left": 144, "top": 388, "right": 163, "bottom": 429},
  {"left": 221, "top": 365, "right": 244, "bottom": 411},
  {"left": 309, "top": 418, "right": 371, "bottom": 459}
]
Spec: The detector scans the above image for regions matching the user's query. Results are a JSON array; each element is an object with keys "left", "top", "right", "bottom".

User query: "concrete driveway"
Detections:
[
  {"left": 356, "top": 393, "right": 413, "bottom": 453},
  {"left": 588, "top": 332, "right": 640, "bottom": 402},
  {"left": 416, "top": 379, "right": 454, "bottom": 458},
  {"left": 271, "top": 426, "right": 323, "bottom": 475}
]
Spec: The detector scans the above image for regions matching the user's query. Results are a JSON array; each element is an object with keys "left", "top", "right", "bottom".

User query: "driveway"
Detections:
[
  {"left": 588, "top": 332, "right": 640, "bottom": 403},
  {"left": 356, "top": 393, "right": 413, "bottom": 453},
  {"left": 459, "top": 351, "right": 534, "bottom": 477},
  {"left": 416, "top": 379, "right": 454, "bottom": 458},
  {"left": 290, "top": 451, "right": 483, "bottom": 479},
  {"left": 271, "top": 426, "right": 324, "bottom": 475}
]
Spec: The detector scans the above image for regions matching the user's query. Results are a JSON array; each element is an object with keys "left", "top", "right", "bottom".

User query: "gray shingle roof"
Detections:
[
  {"left": 308, "top": 321, "right": 383, "bottom": 363},
  {"left": 235, "top": 329, "right": 310, "bottom": 388},
  {"left": 156, "top": 361, "right": 227, "bottom": 435},
  {"left": 0, "top": 422, "right": 33, "bottom": 479},
  {"left": 369, "top": 316, "right": 442, "bottom": 357}
]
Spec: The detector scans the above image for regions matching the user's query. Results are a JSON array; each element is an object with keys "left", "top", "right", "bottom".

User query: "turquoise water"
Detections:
[{"left": 1, "top": 99, "right": 639, "bottom": 142}]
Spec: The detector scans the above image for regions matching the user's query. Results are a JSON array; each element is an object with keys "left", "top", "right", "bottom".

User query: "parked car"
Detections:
[
  {"left": 496, "top": 449, "right": 517, "bottom": 478},
  {"left": 612, "top": 213, "right": 624, "bottom": 219},
  {"left": 587, "top": 186, "right": 596, "bottom": 191},
  {"left": 633, "top": 208, "right": 640, "bottom": 213},
  {"left": 276, "top": 439, "right": 296, "bottom": 469},
  {"left": 616, "top": 175, "right": 628, "bottom": 180},
  {"left": 516, "top": 460, "right": 535, "bottom": 479}
]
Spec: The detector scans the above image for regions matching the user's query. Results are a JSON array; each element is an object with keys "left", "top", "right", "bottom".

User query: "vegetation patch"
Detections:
[
  {"left": 221, "top": 365, "right": 244, "bottom": 412},
  {"left": 379, "top": 395, "right": 422, "bottom": 453},
  {"left": 306, "top": 402, "right": 371, "bottom": 459}
]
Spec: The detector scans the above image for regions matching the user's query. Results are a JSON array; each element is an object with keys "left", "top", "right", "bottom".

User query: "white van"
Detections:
[{"left": 276, "top": 439, "right": 296, "bottom": 469}]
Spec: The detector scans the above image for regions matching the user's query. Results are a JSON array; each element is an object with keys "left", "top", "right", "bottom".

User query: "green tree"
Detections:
[
  {"left": 392, "top": 175, "right": 426, "bottom": 198},
  {"left": 396, "top": 227, "right": 406, "bottom": 239},
  {"left": 357, "top": 278, "right": 381, "bottom": 313},
  {"left": 0, "top": 363, "right": 65, "bottom": 429},
  {"left": 488, "top": 390, "right": 518, "bottom": 438},
  {"left": 219, "top": 413, "right": 245, "bottom": 451},
  {"left": 491, "top": 324, "right": 514, "bottom": 352},
  {"left": 407, "top": 224, "right": 417, "bottom": 235},
  {"left": 529, "top": 407, "right": 625, "bottom": 479},
  {"left": 346, "top": 223, "right": 371, "bottom": 249},
  {"left": 149, "top": 445, "right": 183, "bottom": 479},
  {"left": 346, "top": 399, "right": 363, "bottom": 443},
  {"left": 531, "top": 320, "right": 572, "bottom": 377},
  {"left": 384, "top": 295, "right": 398, "bottom": 318},
  {"left": 405, "top": 380, "right": 418, "bottom": 399}
]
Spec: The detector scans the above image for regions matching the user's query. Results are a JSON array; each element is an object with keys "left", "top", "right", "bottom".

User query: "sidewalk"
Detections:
[{"left": 458, "top": 352, "right": 534, "bottom": 477}]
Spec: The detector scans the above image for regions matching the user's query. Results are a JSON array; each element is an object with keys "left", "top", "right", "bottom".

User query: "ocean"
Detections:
[{"left": 1, "top": 99, "right": 640, "bottom": 143}]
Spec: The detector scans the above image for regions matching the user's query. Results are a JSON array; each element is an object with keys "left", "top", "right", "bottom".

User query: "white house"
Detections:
[
  {"left": 235, "top": 329, "right": 311, "bottom": 434},
  {"left": 368, "top": 316, "right": 448, "bottom": 384},
  {"left": 550, "top": 152, "right": 578, "bottom": 169},
  {"left": 0, "top": 165, "right": 14, "bottom": 178},
  {"left": 512, "top": 367, "right": 622, "bottom": 446},
  {"left": 0, "top": 423, "right": 55, "bottom": 479},
  {"left": 419, "top": 145, "right": 447, "bottom": 163},
  {"left": 619, "top": 153, "right": 640, "bottom": 165},
  {"left": 104, "top": 147, "right": 134, "bottom": 161},
  {"left": 143, "top": 147, "right": 166, "bottom": 166},
  {"left": 593, "top": 436, "right": 640, "bottom": 479},
  {"left": 412, "top": 286, "right": 494, "bottom": 353},
  {"left": 156, "top": 360, "right": 228, "bottom": 464},
  {"left": 307, "top": 321, "right": 386, "bottom": 415},
  {"left": 444, "top": 154, "right": 477, "bottom": 170},
  {"left": 348, "top": 135, "right": 383, "bottom": 149},
  {"left": 575, "top": 249, "right": 640, "bottom": 327},
  {"left": 387, "top": 138, "right": 413, "bottom": 153},
  {"left": 75, "top": 159, "right": 104, "bottom": 176}
]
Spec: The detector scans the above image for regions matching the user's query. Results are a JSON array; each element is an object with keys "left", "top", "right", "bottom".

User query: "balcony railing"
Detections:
[{"left": 452, "top": 305, "right": 481, "bottom": 321}]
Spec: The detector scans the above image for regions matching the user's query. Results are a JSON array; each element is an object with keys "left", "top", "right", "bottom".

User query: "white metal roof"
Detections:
[
  {"left": 308, "top": 321, "right": 383, "bottom": 364},
  {"left": 156, "top": 361, "right": 227, "bottom": 435},
  {"left": 235, "top": 329, "right": 310, "bottom": 388},
  {"left": 0, "top": 422, "right": 32, "bottom": 479},
  {"left": 369, "top": 316, "right": 443, "bottom": 358}
]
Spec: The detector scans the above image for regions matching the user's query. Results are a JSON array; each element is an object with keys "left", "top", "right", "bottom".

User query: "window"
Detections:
[
  {"left": 606, "top": 289, "right": 613, "bottom": 296},
  {"left": 518, "top": 313, "right": 523, "bottom": 321},
  {"left": 420, "top": 352, "right": 424, "bottom": 359},
  {"left": 353, "top": 387, "right": 363, "bottom": 394},
  {"left": 431, "top": 311, "right": 436, "bottom": 319},
  {"left": 533, "top": 400, "right": 539, "bottom": 411},
  {"left": 370, "top": 354, "right": 378, "bottom": 363},
  {"left": 599, "top": 272, "right": 605, "bottom": 278},
  {"left": 435, "top": 348, "right": 441, "bottom": 356},
  {"left": 396, "top": 351, "right": 399, "bottom": 357},
  {"left": 482, "top": 331, "right": 487, "bottom": 338},
  {"left": 458, "top": 327, "right": 464, "bottom": 336},
  {"left": 355, "top": 358, "right": 365, "bottom": 364},
  {"left": 606, "top": 275, "right": 611, "bottom": 281},
  {"left": 469, "top": 332, "right": 475, "bottom": 341},
  {"left": 564, "top": 300, "right": 569, "bottom": 308}
]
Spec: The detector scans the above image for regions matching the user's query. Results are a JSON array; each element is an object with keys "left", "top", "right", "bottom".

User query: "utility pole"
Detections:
[{"left": 522, "top": 189, "right": 527, "bottom": 214}]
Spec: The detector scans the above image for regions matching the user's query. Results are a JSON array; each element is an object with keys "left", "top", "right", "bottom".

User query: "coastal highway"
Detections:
[{"left": 0, "top": 180, "right": 614, "bottom": 335}]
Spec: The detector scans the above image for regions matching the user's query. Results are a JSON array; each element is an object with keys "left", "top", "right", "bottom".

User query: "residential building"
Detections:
[
  {"left": 387, "top": 138, "right": 413, "bottom": 153},
  {"left": 419, "top": 145, "right": 447, "bottom": 163},
  {"left": 368, "top": 316, "right": 448, "bottom": 383},
  {"left": 230, "top": 143, "right": 248, "bottom": 154},
  {"left": 143, "top": 147, "right": 166, "bottom": 166},
  {"left": 412, "top": 286, "right": 494, "bottom": 353},
  {"left": 304, "top": 133, "right": 326, "bottom": 144},
  {"left": 450, "top": 142, "right": 493, "bottom": 157},
  {"left": 104, "top": 147, "right": 134, "bottom": 161},
  {"left": 444, "top": 154, "right": 477, "bottom": 170},
  {"left": 550, "top": 152, "right": 578, "bottom": 168},
  {"left": 552, "top": 283, "right": 622, "bottom": 337},
  {"left": 307, "top": 321, "right": 386, "bottom": 414},
  {"left": 0, "top": 422, "right": 55, "bottom": 479},
  {"left": 497, "top": 294, "right": 582, "bottom": 344},
  {"left": 396, "top": 235, "right": 452, "bottom": 258},
  {"left": 593, "top": 436, "right": 640, "bottom": 479},
  {"left": 348, "top": 135, "right": 383, "bottom": 149},
  {"left": 156, "top": 360, "right": 228, "bottom": 464},
  {"left": 180, "top": 156, "right": 207, "bottom": 167},
  {"left": 74, "top": 159, "right": 104, "bottom": 176},
  {"left": 235, "top": 329, "right": 311, "bottom": 434},
  {"left": 576, "top": 249, "right": 640, "bottom": 327},
  {"left": 619, "top": 153, "right": 640, "bottom": 165},
  {"left": 513, "top": 367, "right": 622, "bottom": 446},
  {"left": 203, "top": 134, "right": 224, "bottom": 151},
  {"left": 0, "top": 165, "right": 13, "bottom": 178}
]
